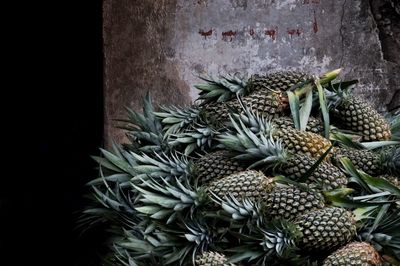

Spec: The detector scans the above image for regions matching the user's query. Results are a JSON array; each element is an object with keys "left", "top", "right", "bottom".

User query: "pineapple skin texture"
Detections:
[
  {"left": 206, "top": 170, "right": 273, "bottom": 202},
  {"left": 272, "top": 116, "right": 324, "bottom": 135},
  {"left": 295, "top": 207, "right": 357, "bottom": 252},
  {"left": 248, "top": 71, "right": 311, "bottom": 92},
  {"left": 207, "top": 170, "right": 327, "bottom": 221},
  {"left": 194, "top": 150, "right": 245, "bottom": 184},
  {"left": 203, "top": 90, "right": 288, "bottom": 122},
  {"left": 264, "top": 186, "right": 325, "bottom": 221},
  {"left": 332, "top": 96, "right": 391, "bottom": 141},
  {"left": 195, "top": 251, "right": 236, "bottom": 266},
  {"left": 273, "top": 127, "right": 332, "bottom": 159},
  {"left": 322, "top": 242, "right": 382, "bottom": 266},
  {"left": 280, "top": 154, "right": 348, "bottom": 190},
  {"left": 331, "top": 147, "right": 382, "bottom": 176}
]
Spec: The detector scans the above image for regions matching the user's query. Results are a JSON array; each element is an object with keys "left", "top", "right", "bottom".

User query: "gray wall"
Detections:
[{"left": 104, "top": 0, "right": 400, "bottom": 145}]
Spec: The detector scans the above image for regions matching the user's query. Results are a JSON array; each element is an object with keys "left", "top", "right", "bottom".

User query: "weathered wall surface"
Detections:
[{"left": 104, "top": 0, "right": 399, "bottom": 144}]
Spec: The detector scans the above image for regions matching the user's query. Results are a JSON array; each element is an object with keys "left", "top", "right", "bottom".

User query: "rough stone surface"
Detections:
[{"left": 104, "top": 0, "right": 399, "bottom": 145}]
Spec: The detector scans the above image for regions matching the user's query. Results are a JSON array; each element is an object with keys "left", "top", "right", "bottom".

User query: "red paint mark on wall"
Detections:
[
  {"left": 296, "top": 28, "right": 303, "bottom": 36},
  {"left": 199, "top": 29, "right": 213, "bottom": 39},
  {"left": 287, "top": 29, "right": 296, "bottom": 37},
  {"left": 287, "top": 28, "right": 303, "bottom": 38},
  {"left": 313, "top": 11, "right": 318, "bottom": 33},
  {"left": 265, "top": 28, "right": 277, "bottom": 40},
  {"left": 222, "top": 30, "right": 237, "bottom": 41}
]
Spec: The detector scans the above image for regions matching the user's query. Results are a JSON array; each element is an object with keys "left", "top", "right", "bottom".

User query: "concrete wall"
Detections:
[{"left": 104, "top": 0, "right": 400, "bottom": 144}]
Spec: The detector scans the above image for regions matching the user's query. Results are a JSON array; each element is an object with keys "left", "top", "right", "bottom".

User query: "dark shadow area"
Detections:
[{"left": 1, "top": 2, "right": 104, "bottom": 265}]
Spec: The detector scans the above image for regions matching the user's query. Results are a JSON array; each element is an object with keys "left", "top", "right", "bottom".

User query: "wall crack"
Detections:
[{"left": 339, "top": 0, "right": 347, "bottom": 67}]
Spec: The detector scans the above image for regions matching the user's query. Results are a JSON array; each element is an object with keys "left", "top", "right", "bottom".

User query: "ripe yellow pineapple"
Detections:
[{"left": 322, "top": 242, "right": 382, "bottom": 266}]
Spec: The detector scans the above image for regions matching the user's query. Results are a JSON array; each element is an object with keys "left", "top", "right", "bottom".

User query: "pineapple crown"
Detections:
[
  {"left": 230, "top": 97, "right": 274, "bottom": 135},
  {"left": 113, "top": 226, "right": 168, "bottom": 265},
  {"left": 156, "top": 217, "right": 225, "bottom": 265},
  {"left": 117, "top": 93, "right": 168, "bottom": 154},
  {"left": 210, "top": 192, "right": 265, "bottom": 227},
  {"left": 287, "top": 69, "right": 342, "bottom": 138},
  {"left": 227, "top": 219, "right": 301, "bottom": 264},
  {"left": 184, "top": 221, "right": 218, "bottom": 253},
  {"left": 132, "top": 176, "right": 209, "bottom": 224},
  {"left": 168, "top": 123, "right": 220, "bottom": 155},
  {"left": 217, "top": 114, "right": 288, "bottom": 169},
  {"left": 324, "top": 80, "right": 358, "bottom": 109},
  {"left": 357, "top": 205, "right": 400, "bottom": 261},
  {"left": 260, "top": 219, "right": 301, "bottom": 256},
  {"left": 129, "top": 151, "right": 193, "bottom": 182},
  {"left": 195, "top": 73, "right": 248, "bottom": 105},
  {"left": 154, "top": 104, "right": 204, "bottom": 135}
]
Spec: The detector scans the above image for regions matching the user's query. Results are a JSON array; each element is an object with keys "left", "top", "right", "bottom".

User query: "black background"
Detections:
[{"left": 2, "top": 2, "right": 104, "bottom": 265}]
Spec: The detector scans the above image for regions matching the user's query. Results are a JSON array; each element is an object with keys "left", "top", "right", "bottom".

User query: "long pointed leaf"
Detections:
[
  {"left": 340, "top": 157, "right": 373, "bottom": 194},
  {"left": 299, "top": 88, "right": 313, "bottom": 131},
  {"left": 315, "top": 78, "right": 330, "bottom": 138},
  {"left": 361, "top": 141, "right": 400, "bottom": 150},
  {"left": 287, "top": 91, "right": 300, "bottom": 130},
  {"left": 297, "top": 145, "right": 333, "bottom": 183}
]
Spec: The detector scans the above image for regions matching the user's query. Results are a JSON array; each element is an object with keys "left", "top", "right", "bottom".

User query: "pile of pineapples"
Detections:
[{"left": 81, "top": 69, "right": 400, "bottom": 266}]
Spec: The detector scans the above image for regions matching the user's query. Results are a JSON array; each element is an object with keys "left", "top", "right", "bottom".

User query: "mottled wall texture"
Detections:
[{"left": 104, "top": 0, "right": 400, "bottom": 144}]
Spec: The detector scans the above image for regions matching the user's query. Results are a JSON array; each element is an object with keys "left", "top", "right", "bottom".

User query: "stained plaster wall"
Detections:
[{"left": 103, "top": 0, "right": 400, "bottom": 144}]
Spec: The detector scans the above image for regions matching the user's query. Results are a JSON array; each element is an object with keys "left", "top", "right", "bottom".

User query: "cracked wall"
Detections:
[{"left": 104, "top": 0, "right": 400, "bottom": 144}]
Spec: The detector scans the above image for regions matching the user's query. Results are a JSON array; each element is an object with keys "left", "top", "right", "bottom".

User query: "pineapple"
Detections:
[
  {"left": 217, "top": 115, "right": 347, "bottom": 190},
  {"left": 328, "top": 89, "right": 392, "bottom": 141},
  {"left": 195, "top": 251, "right": 236, "bottom": 266},
  {"left": 193, "top": 150, "right": 245, "bottom": 184},
  {"left": 379, "top": 174, "right": 400, "bottom": 188},
  {"left": 322, "top": 242, "right": 382, "bottom": 266},
  {"left": 247, "top": 71, "right": 311, "bottom": 92},
  {"left": 272, "top": 115, "right": 324, "bottom": 135},
  {"left": 264, "top": 184, "right": 325, "bottom": 221},
  {"left": 331, "top": 147, "right": 382, "bottom": 176},
  {"left": 231, "top": 101, "right": 332, "bottom": 159},
  {"left": 238, "top": 207, "right": 358, "bottom": 262},
  {"left": 199, "top": 70, "right": 340, "bottom": 124},
  {"left": 282, "top": 154, "right": 348, "bottom": 190},
  {"left": 196, "top": 71, "right": 311, "bottom": 106},
  {"left": 203, "top": 90, "right": 289, "bottom": 122},
  {"left": 208, "top": 170, "right": 326, "bottom": 221},
  {"left": 331, "top": 147, "right": 400, "bottom": 177},
  {"left": 272, "top": 126, "right": 331, "bottom": 159},
  {"left": 83, "top": 71, "right": 400, "bottom": 266},
  {"left": 294, "top": 207, "right": 357, "bottom": 252},
  {"left": 207, "top": 170, "right": 272, "bottom": 202}
]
